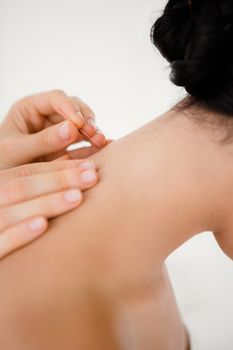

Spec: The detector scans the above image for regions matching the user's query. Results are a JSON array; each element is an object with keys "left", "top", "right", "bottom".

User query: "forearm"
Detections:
[{"left": 0, "top": 110, "right": 217, "bottom": 349}]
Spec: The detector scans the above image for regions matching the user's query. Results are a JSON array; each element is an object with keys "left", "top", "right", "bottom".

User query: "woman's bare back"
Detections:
[{"left": 0, "top": 106, "right": 231, "bottom": 350}]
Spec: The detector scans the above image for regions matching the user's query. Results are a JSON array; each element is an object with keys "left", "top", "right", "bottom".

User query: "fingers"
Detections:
[
  {"left": 0, "top": 165, "right": 97, "bottom": 207},
  {"left": 56, "top": 140, "right": 114, "bottom": 161},
  {"left": 28, "top": 121, "right": 79, "bottom": 159},
  {"left": 27, "top": 91, "right": 106, "bottom": 150},
  {"left": 67, "top": 146, "right": 101, "bottom": 160},
  {"left": 0, "top": 217, "right": 48, "bottom": 260},
  {"left": 70, "top": 96, "right": 106, "bottom": 147},
  {"left": 28, "top": 89, "right": 100, "bottom": 138},
  {"left": 105, "top": 139, "right": 114, "bottom": 145},
  {"left": 0, "top": 159, "right": 95, "bottom": 184},
  {"left": 0, "top": 189, "right": 85, "bottom": 232},
  {"left": 7, "top": 90, "right": 106, "bottom": 165},
  {"left": 66, "top": 139, "right": 114, "bottom": 160},
  {"left": 70, "top": 96, "right": 96, "bottom": 125},
  {"left": 0, "top": 157, "right": 98, "bottom": 259},
  {"left": 1, "top": 121, "right": 81, "bottom": 166},
  {"left": 24, "top": 90, "right": 85, "bottom": 128}
]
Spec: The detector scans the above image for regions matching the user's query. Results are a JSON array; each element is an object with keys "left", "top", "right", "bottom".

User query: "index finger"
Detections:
[
  {"left": 0, "top": 160, "right": 94, "bottom": 184},
  {"left": 23, "top": 90, "right": 85, "bottom": 128}
]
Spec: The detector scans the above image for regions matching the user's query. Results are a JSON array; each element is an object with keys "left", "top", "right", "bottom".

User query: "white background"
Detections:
[{"left": 0, "top": 0, "right": 232, "bottom": 349}]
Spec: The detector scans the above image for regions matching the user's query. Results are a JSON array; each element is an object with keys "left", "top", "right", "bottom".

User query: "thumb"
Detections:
[{"left": 1, "top": 121, "right": 80, "bottom": 166}]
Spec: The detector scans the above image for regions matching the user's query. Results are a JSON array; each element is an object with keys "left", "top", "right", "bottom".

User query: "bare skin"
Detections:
[
  {"left": 0, "top": 90, "right": 106, "bottom": 258},
  {"left": 0, "top": 101, "right": 232, "bottom": 350}
]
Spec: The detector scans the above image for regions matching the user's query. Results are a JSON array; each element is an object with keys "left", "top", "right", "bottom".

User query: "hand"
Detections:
[
  {"left": 0, "top": 90, "right": 106, "bottom": 169},
  {"left": 0, "top": 158, "right": 98, "bottom": 259}
]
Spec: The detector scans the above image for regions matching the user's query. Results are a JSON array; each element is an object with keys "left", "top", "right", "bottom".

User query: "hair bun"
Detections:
[
  {"left": 170, "top": 59, "right": 212, "bottom": 96},
  {"left": 151, "top": 0, "right": 233, "bottom": 115}
]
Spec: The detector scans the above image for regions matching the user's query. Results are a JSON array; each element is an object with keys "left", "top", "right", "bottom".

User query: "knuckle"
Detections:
[
  {"left": 2, "top": 179, "right": 27, "bottom": 203},
  {"left": 14, "top": 164, "right": 34, "bottom": 178},
  {"left": 71, "top": 96, "right": 91, "bottom": 109},
  {"left": 54, "top": 163, "right": 70, "bottom": 172},
  {"left": 17, "top": 95, "right": 32, "bottom": 107},
  {"left": 39, "top": 130, "right": 52, "bottom": 148},
  {"left": 58, "top": 170, "right": 70, "bottom": 189},
  {"left": 11, "top": 96, "right": 33, "bottom": 118},
  {"left": 70, "top": 96, "right": 79, "bottom": 102},
  {"left": 51, "top": 89, "right": 66, "bottom": 99},
  {"left": 0, "top": 209, "right": 8, "bottom": 232},
  {"left": 58, "top": 161, "right": 78, "bottom": 171},
  {"left": 80, "top": 100, "right": 89, "bottom": 110},
  {"left": 70, "top": 96, "right": 81, "bottom": 109},
  {"left": 62, "top": 169, "right": 81, "bottom": 188},
  {"left": 50, "top": 90, "right": 69, "bottom": 118},
  {"left": 9, "top": 97, "right": 26, "bottom": 111}
]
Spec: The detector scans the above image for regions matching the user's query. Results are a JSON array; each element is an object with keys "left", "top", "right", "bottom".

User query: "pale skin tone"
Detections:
[
  {"left": 0, "top": 90, "right": 107, "bottom": 258},
  {"left": 0, "top": 89, "right": 106, "bottom": 167},
  {"left": 0, "top": 99, "right": 232, "bottom": 349}
]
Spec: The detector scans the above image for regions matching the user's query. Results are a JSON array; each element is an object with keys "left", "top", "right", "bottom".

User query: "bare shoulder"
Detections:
[{"left": 0, "top": 113, "right": 221, "bottom": 349}]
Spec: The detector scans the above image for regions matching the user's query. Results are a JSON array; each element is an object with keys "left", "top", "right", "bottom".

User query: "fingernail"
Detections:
[
  {"left": 87, "top": 118, "right": 96, "bottom": 130},
  {"left": 29, "top": 217, "right": 46, "bottom": 232},
  {"left": 64, "top": 189, "right": 82, "bottom": 203},
  {"left": 79, "top": 160, "right": 96, "bottom": 170},
  {"left": 80, "top": 170, "right": 96, "bottom": 184},
  {"left": 58, "top": 122, "right": 71, "bottom": 141}
]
